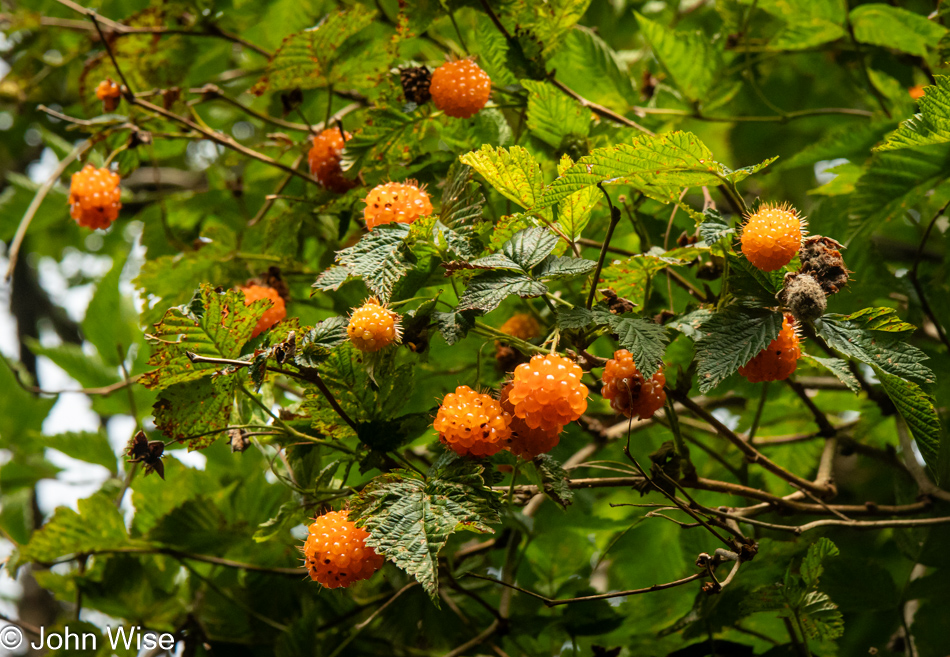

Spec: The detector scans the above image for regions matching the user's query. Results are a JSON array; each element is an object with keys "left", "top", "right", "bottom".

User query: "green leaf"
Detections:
[
  {"left": 848, "top": 142, "right": 950, "bottom": 242},
  {"left": 556, "top": 154, "right": 598, "bottom": 240},
  {"left": 593, "top": 312, "right": 669, "bottom": 379},
  {"left": 10, "top": 493, "right": 129, "bottom": 573},
  {"left": 879, "top": 371, "right": 943, "bottom": 474},
  {"left": 727, "top": 253, "right": 784, "bottom": 306},
  {"left": 635, "top": 13, "right": 722, "bottom": 101},
  {"left": 599, "top": 246, "right": 698, "bottom": 307},
  {"left": 850, "top": 4, "right": 946, "bottom": 57},
  {"left": 148, "top": 498, "right": 233, "bottom": 553},
  {"left": 800, "top": 590, "right": 845, "bottom": 640},
  {"left": 251, "top": 6, "right": 378, "bottom": 93},
  {"left": 295, "top": 317, "right": 349, "bottom": 368},
  {"left": 83, "top": 249, "right": 138, "bottom": 366},
  {"left": 548, "top": 27, "right": 637, "bottom": 113},
  {"left": 502, "top": 227, "right": 559, "bottom": 270},
  {"left": 535, "top": 255, "right": 597, "bottom": 280},
  {"left": 802, "top": 537, "right": 839, "bottom": 588},
  {"left": 440, "top": 163, "right": 486, "bottom": 228},
  {"left": 531, "top": 454, "right": 574, "bottom": 509},
  {"left": 699, "top": 208, "right": 734, "bottom": 246},
  {"left": 473, "top": 15, "right": 517, "bottom": 87},
  {"left": 802, "top": 354, "right": 861, "bottom": 393},
  {"left": 522, "top": 80, "right": 589, "bottom": 149},
  {"left": 778, "top": 120, "right": 899, "bottom": 170},
  {"left": 349, "top": 460, "right": 501, "bottom": 600},
  {"left": 814, "top": 311, "right": 934, "bottom": 388},
  {"left": 770, "top": 18, "right": 846, "bottom": 50},
  {"left": 153, "top": 376, "right": 238, "bottom": 448},
  {"left": 39, "top": 431, "right": 117, "bottom": 474},
  {"left": 459, "top": 145, "right": 545, "bottom": 210},
  {"left": 694, "top": 308, "right": 784, "bottom": 393},
  {"left": 878, "top": 76, "right": 950, "bottom": 151},
  {"left": 556, "top": 307, "right": 594, "bottom": 330},
  {"left": 336, "top": 224, "right": 414, "bottom": 302},
  {"left": 457, "top": 271, "right": 548, "bottom": 313},
  {"left": 313, "top": 265, "right": 354, "bottom": 292},
  {"left": 141, "top": 285, "right": 267, "bottom": 391},
  {"left": 339, "top": 106, "right": 421, "bottom": 174},
  {"left": 434, "top": 310, "right": 477, "bottom": 346}
]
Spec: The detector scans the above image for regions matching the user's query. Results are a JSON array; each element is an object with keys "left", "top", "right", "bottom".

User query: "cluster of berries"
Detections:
[{"left": 401, "top": 59, "right": 492, "bottom": 119}]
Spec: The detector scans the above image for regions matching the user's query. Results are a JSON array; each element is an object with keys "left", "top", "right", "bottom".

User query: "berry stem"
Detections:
[
  {"left": 665, "top": 398, "right": 695, "bottom": 480},
  {"left": 586, "top": 183, "right": 622, "bottom": 310}
]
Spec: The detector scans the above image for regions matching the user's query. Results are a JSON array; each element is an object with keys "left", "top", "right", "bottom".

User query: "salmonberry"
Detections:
[
  {"left": 362, "top": 181, "right": 432, "bottom": 230},
  {"left": 909, "top": 84, "right": 926, "bottom": 100},
  {"left": 303, "top": 510, "right": 384, "bottom": 589},
  {"left": 240, "top": 285, "right": 287, "bottom": 338},
  {"left": 499, "top": 382, "right": 560, "bottom": 459},
  {"left": 601, "top": 350, "right": 667, "bottom": 420},
  {"left": 400, "top": 66, "right": 432, "bottom": 105},
  {"left": 740, "top": 203, "right": 804, "bottom": 272},
  {"left": 347, "top": 298, "right": 401, "bottom": 352},
  {"left": 434, "top": 385, "right": 511, "bottom": 457},
  {"left": 778, "top": 272, "right": 826, "bottom": 323},
  {"left": 308, "top": 128, "right": 355, "bottom": 194},
  {"left": 507, "top": 354, "right": 589, "bottom": 433},
  {"left": 738, "top": 315, "right": 801, "bottom": 383},
  {"left": 499, "top": 314, "right": 541, "bottom": 341},
  {"left": 96, "top": 78, "right": 121, "bottom": 112},
  {"left": 429, "top": 59, "right": 491, "bottom": 119},
  {"left": 69, "top": 164, "right": 122, "bottom": 230}
]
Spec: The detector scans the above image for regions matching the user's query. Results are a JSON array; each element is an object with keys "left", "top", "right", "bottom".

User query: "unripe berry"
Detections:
[
  {"left": 499, "top": 382, "right": 561, "bottom": 459},
  {"left": 429, "top": 59, "right": 491, "bottom": 119},
  {"left": 362, "top": 181, "right": 432, "bottom": 230},
  {"left": 303, "top": 510, "right": 384, "bottom": 588},
  {"left": 601, "top": 350, "right": 666, "bottom": 420},
  {"left": 240, "top": 285, "right": 287, "bottom": 338},
  {"left": 507, "top": 354, "right": 588, "bottom": 433},
  {"left": 95, "top": 78, "right": 121, "bottom": 112},
  {"left": 740, "top": 203, "right": 803, "bottom": 272},
  {"left": 434, "top": 385, "right": 511, "bottom": 457},
  {"left": 498, "top": 313, "right": 541, "bottom": 341},
  {"left": 308, "top": 128, "right": 355, "bottom": 194},
  {"left": 347, "top": 298, "right": 400, "bottom": 352},
  {"left": 68, "top": 164, "right": 122, "bottom": 230},
  {"left": 738, "top": 315, "right": 801, "bottom": 383}
]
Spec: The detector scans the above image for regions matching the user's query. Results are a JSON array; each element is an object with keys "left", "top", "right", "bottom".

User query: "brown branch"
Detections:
[
  {"left": 48, "top": 546, "right": 303, "bottom": 576},
  {"left": 550, "top": 76, "right": 654, "bottom": 135},
  {"left": 786, "top": 378, "right": 836, "bottom": 437}
]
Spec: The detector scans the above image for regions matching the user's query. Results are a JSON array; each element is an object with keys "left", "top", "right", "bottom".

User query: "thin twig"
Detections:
[
  {"left": 907, "top": 200, "right": 950, "bottom": 352},
  {"left": 587, "top": 183, "right": 622, "bottom": 309}
]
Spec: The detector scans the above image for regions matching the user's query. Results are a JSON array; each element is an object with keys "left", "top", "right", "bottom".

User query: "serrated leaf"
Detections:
[
  {"left": 466, "top": 252, "right": 525, "bottom": 271},
  {"left": 339, "top": 106, "right": 421, "bottom": 174},
  {"left": 556, "top": 154, "right": 598, "bottom": 240},
  {"left": 879, "top": 371, "right": 943, "bottom": 474},
  {"left": 815, "top": 311, "right": 934, "bottom": 388},
  {"left": 800, "top": 590, "right": 845, "bottom": 640},
  {"left": 531, "top": 455, "right": 573, "bottom": 509},
  {"left": 312, "top": 265, "right": 353, "bottom": 292},
  {"left": 502, "top": 227, "right": 559, "bottom": 270},
  {"left": 699, "top": 208, "right": 734, "bottom": 246},
  {"left": 440, "top": 163, "right": 486, "bottom": 228},
  {"left": 434, "top": 310, "right": 477, "bottom": 346},
  {"left": 459, "top": 145, "right": 545, "bottom": 210},
  {"left": 522, "top": 80, "right": 589, "bottom": 149},
  {"left": 694, "top": 308, "right": 784, "bottom": 393},
  {"left": 153, "top": 376, "right": 238, "bottom": 448},
  {"left": 251, "top": 6, "right": 378, "bottom": 94},
  {"left": 728, "top": 253, "right": 784, "bottom": 306},
  {"left": 535, "top": 255, "right": 597, "bottom": 280},
  {"left": 636, "top": 13, "right": 722, "bottom": 100},
  {"left": 779, "top": 120, "right": 899, "bottom": 170},
  {"left": 349, "top": 461, "right": 501, "bottom": 600},
  {"left": 556, "top": 307, "right": 594, "bottom": 330},
  {"left": 599, "top": 246, "right": 698, "bottom": 307},
  {"left": 295, "top": 317, "right": 349, "bottom": 368},
  {"left": 336, "top": 224, "right": 413, "bottom": 301},
  {"left": 667, "top": 308, "right": 715, "bottom": 341},
  {"left": 141, "top": 285, "right": 268, "bottom": 391},
  {"left": 770, "top": 18, "right": 846, "bottom": 50},
  {"left": 599, "top": 315, "right": 668, "bottom": 379},
  {"left": 473, "top": 16, "right": 517, "bottom": 86},
  {"left": 802, "top": 537, "right": 839, "bottom": 588},
  {"left": 878, "top": 76, "right": 950, "bottom": 151},
  {"left": 457, "top": 271, "right": 548, "bottom": 313},
  {"left": 148, "top": 498, "right": 232, "bottom": 553},
  {"left": 38, "top": 431, "right": 117, "bottom": 474},
  {"left": 549, "top": 27, "right": 637, "bottom": 112},
  {"left": 850, "top": 4, "right": 946, "bottom": 57},
  {"left": 848, "top": 142, "right": 950, "bottom": 242},
  {"left": 802, "top": 354, "right": 861, "bottom": 393}
]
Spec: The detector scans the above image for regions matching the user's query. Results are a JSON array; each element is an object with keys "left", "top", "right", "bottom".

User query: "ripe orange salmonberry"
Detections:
[
  {"left": 434, "top": 385, "right": 511, "bottom": 457},
  {"left": 308, "top": 128, "right": 355, "bottom": 194},
  {"left": 909, "top": 84, "right": 926, "bottom": 100},
  {"left": 347, "top": 298, "right": 400, "bottom": 352},
  {"left": 68, "top": 164, "right": 122, "bottom": 230},
  {"left": 240, "top": 285, "right": 287, "bottom": 338},
  {"left": 429, "top": 59, "right": 491, "bottom": 119},
  {"left": 499, "top": 314, "right": 541, "bottom": 341},
  {"left": 95, "top": 78, "right": 121, "bottom": 112},
  {"left": 740, "top": 203, "right": 804, "bottom": 272},
  {"left": 499, "top": 382, "right": 561, "bottom": 459},
  {"left": 507, "top": 354, "right": 588, "bottom": 433},
  {"left": 303, "top": 510, "right": 384, "bottom": 589},
  {"left": 738, "top": 315, "right": 801, "bottom": 383},
  {"left": 601, "top": 350, "right": 666, "bottom": 420},
  {"left": 362, "top": 181, "right": 432, "bottom": 230}
]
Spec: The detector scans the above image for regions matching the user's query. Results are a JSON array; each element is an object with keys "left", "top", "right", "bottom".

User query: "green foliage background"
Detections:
[{"left": 1, "top": 0, "right": 949, "bottom": 655}]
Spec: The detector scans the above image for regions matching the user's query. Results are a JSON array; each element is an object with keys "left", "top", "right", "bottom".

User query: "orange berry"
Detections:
[
  {"left": 95, "top": 78, "right": 121, "bottom": 111},
  {"left": 498, "top": 314, "right": 541, "bottom": 341},
  {"left": 601, "top": 350, "right": 666, "bottom": 420},
  {"left": 740, "top": 203, "right": 804, "bottom": 272},
  {"left": 308, "top": 128, "right": 355, "bottom": 194},
  {"left": 362, "top": 181, "right": 432, "bottom": 230},
  {"left": 909, "top": 84, "right": 926, "bottom": 100},
  {"left": 68, "top": 164, "right": 122, "bottom": 230},
  {"left": 434, "top": 385, "right": 511, "bottom": 457},
  {"left": 429, "top": 59, "right": 491, "bottom": 119},
  {"left": 507, "top": 354, "right": 588, "bottom": 433},
  {"left": 303, "top": 510, "right": 384, "bottom": 589},
  {"left": 499, "top": 382, "right": 561, "bottom": 459},
  {"left": 347, "top": 298, "right": 400, "bottom": 352},
  {"left": 240, "top": 285, "right": 287, "bottom": 338},
  {"left": 738, "top": 315, "right": 801, "bottom": 383}
]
